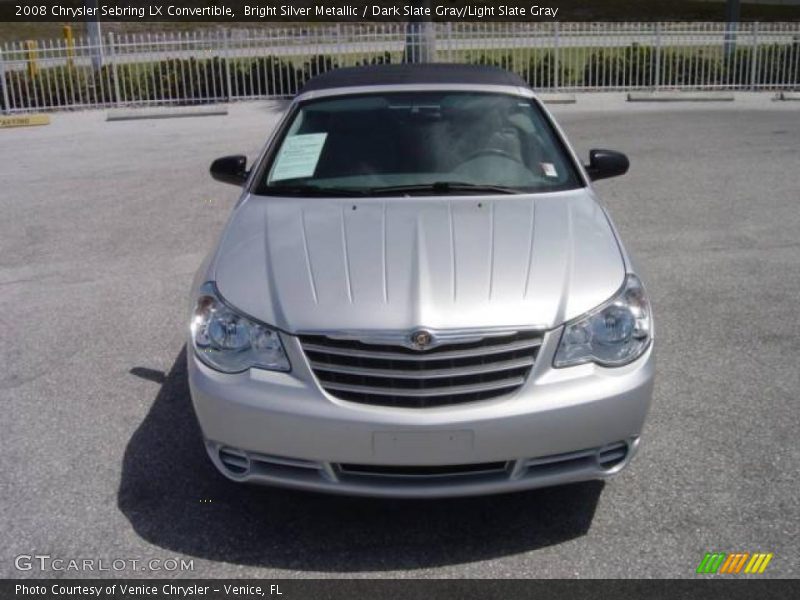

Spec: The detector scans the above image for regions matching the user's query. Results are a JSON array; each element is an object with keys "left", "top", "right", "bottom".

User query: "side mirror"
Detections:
[
  {"left": 585, "top": 149, "right": 629, "bottom": 181},
  {"left": 210, "top": 155, "right": 248, "bottom": 186}
]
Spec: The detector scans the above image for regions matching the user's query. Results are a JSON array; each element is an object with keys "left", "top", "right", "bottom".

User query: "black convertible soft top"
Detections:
[{"left": 300, "top": 63, "right": 528, "bottom": 94}]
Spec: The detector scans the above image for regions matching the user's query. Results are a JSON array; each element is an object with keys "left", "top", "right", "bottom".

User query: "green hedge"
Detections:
[
  {"left": 470, "top": 51, "right": 559, "bottom": 88},
  {"left": 0, "top": 52, "right": 392, "bottom": 110},
  {"left": 584, "top": 43, "right": 800, "bottom": 87}
]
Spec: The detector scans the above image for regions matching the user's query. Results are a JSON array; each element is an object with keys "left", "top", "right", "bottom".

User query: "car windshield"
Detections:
[{"left": 256, "top": 91, "right": 583, "bottom": 196}]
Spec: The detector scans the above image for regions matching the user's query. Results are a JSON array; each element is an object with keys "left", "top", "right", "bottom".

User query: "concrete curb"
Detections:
[
  {"left": 627, "top": 91, "right": 735, "bottom": 103},
  {"left": 0, "top": 114, "right": 51, "bottom": 128},
  {"left": 538, "top": 93, "right": 577, "bottom": 105},
  {"left": 776, "top": 91, "right": 800, "bottom": 101},
  {"left": 107, "top": 105, "right": 229, "bottom": 121}
]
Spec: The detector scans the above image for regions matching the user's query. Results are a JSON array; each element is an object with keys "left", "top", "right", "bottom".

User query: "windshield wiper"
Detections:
[
  {"left": 262, "top": 184, "right": 369, "bottom": 197},
  {"left": 262, "top": 182, "right": 521, "bottom": 198},
  {"left": 367, "top": 182, "right": 520, "bottom": 196}
]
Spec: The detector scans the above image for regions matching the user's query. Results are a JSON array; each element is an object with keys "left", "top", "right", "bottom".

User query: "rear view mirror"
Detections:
[
  {"left": 585, "top": 149, "right": 629, "bottom": 181},
  {"left": 210, "top": 155, "right": 248, "bottom": 186}
]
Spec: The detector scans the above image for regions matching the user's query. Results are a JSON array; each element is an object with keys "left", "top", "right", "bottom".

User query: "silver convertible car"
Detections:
[{"left": 189, "top": 64, "right": 654, "bottom": 497}]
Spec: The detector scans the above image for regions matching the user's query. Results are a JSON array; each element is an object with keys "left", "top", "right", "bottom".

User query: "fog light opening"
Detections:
[
  {"left": 218, "top": 446, "right": 250, "bottom": 476},
  {"left": 596, "top": 441, "right": 629, "bottom": 471}
]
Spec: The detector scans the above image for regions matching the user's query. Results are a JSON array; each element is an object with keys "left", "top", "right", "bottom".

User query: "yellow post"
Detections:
[
  {"left": 26, "top": 40, "right": 39, "bottom": 78},
  {"left": 63, "top": 25, "right": 75, "bottom": 70}
]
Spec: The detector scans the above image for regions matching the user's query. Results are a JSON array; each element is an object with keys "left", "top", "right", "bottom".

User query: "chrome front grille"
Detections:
[{"left": 299, "top": 330, "right": 542, "bottom": 408}]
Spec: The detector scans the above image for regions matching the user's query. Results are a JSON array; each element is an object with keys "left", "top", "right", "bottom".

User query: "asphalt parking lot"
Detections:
[{"left": 1, "top": 95, "right": 798, "bottom": 578}]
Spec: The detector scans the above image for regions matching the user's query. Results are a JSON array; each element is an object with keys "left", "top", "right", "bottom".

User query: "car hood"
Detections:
[{"left": 212, "top": 190, "right": 625, "bottom": 333}]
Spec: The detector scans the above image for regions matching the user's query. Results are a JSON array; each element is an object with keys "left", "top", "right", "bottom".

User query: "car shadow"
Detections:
[{"left": 119, "top": 347, "right": 604, "bottom": 571}]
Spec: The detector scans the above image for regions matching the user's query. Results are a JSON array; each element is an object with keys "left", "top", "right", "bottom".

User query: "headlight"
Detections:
[
  {"left": 190, "top": 283, "right": 290, "bottom": 373},
  {"left": 554, "top": 274, "right": 652, "bottom": 368}
]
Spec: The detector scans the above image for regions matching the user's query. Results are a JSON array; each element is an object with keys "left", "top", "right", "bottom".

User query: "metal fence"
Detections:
[{"left": 2, "top": 22, "right": 799, "bottom": 113}]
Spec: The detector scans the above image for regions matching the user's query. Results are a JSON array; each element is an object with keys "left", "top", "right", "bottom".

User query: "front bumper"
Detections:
[{"left": 188, "top": 331, "right": 654, "bottom": 498}]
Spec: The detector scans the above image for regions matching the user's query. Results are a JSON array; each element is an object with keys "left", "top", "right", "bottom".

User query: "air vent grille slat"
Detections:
[
  {"left": 218, "top": 448, "right": 249, "bottom": 474},
  {"left": 338, "top": 462, "right": 509, "bottom": 479},
  {"left": 309, "top": 356, "right": 535, "bottom": 379},
  {"left": 598, "top": 442, "right": 629, "bottom": 468}
]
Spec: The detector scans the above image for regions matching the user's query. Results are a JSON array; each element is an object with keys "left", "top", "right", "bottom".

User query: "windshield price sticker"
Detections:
[
  {"left": 541, "top": 163, "right": 558, "bottom": 178},
  {"left": 271, "top": 133, "right": 328, "bottom": 181}
]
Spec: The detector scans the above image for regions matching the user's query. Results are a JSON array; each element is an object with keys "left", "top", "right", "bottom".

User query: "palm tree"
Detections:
[
  {"left": 85, "top": 0, "right": 104, "bottom": 69},
  {"left": 724, "top": 0, "right": 741, "bottom": 61},
  {"left": 402, "top": 0, "right": 436, "bottom": 63}
]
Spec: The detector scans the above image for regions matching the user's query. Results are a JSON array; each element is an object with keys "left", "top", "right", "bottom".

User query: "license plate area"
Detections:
[{"left": 372, "top": 430, "right": 474, "bottom": 463}]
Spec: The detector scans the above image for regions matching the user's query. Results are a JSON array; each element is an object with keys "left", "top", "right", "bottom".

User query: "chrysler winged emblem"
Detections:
[{"left": 410, "top": 330, "right": 433, "bottom": 350}]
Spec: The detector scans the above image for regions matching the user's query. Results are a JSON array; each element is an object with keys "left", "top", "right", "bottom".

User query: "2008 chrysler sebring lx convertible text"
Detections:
[{"left": 188, "top": 64, "right": 654, "bottom": 497}]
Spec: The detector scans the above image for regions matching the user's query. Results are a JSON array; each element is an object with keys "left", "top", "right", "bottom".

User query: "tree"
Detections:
[
  {"left": 724, "top": 0, "right": 741, "bottom": 61},
  {"left": 85, "top": 0, "right": 104, "bottom": 69},
  {"left": 402, "top": 0, "right": 436, "bottom": 63}
]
